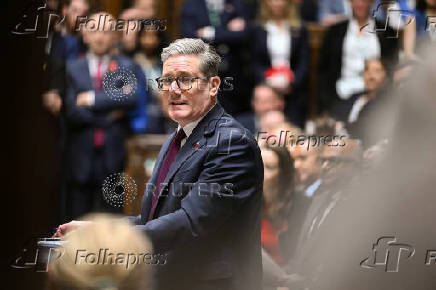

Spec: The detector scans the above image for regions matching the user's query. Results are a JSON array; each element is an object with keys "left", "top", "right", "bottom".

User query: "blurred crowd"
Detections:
[{"left": 39, "top": 0, "right": 435, "bottom": 289}]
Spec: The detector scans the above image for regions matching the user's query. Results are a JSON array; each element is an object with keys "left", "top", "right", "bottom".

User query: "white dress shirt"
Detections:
[
  {"left": 86, "top": 52, "right": 110, "bottom": 105},
  {"left": 178, "top": 104, "right": 216, "bottom": 147},
  {"left": 336, "top": 18, "right": 381, "bottom": 100},
  {"left": 265, "top": 20, "right": 291, "bottom": 68}
]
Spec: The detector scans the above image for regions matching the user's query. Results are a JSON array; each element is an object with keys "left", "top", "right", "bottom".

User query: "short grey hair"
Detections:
[{"left": 161, "top": 38, "right": 221, "bottom": 78}]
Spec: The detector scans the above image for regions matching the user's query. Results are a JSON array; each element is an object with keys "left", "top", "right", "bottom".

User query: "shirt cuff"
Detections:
[{"left": 88, "top": 91, "right": 95, "bottom": 106}]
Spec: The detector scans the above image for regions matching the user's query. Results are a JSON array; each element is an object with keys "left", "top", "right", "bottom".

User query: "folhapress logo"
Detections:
[{"left": 360, "top": 237, "right": 415, "bottom": 272}]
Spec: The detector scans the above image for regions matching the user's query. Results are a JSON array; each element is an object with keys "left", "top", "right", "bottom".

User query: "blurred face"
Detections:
[
  {"left": 320, "top": 144, "right": 360, "bottom": 185},
  {"left": 350, "top": 0, "right": 372, "bottom": 21},
  {"left": 265, "top": 0, "right": 289, "bottom": 19},
  {"left": 64, "top": 0, "right": 89, "bottom": 31},
  {"left": 426, "top": 0, "right": 436, "bottom": 8},
  {"left": 83, "top": 13, "right": 116, "bottom": 55},
  {"left": 139, "top": 30, "right": 159, "bottom": 55},
  {"left": 161, "top": 55, "right": 220, "bottom": 127},
  {"left": 364, "top": 60, "right": 387, "bottom": 92},
  {"left": 260, "top": 110, "right": 285, "bottom": 134},
  {"left": 261, "top": 148, "right": 280, "bottom": 203},
  {"left": 252, "top": 85, "right": 284, "bottom": 116},
  {"left": 290, "top": 144, "right": 321, "bottom": 184},
  {"left": 135, "top": 0, "right": 156, "bottom": 18}
]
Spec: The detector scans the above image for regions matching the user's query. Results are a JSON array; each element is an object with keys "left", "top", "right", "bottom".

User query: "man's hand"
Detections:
[
  {"left": 52, "top": 220, "right": 93, "bottom": 238},
  {"left": 76, "top": 91, "right": 94, "bottom": 107},
  {"left": 42, "top": 90, "right": 62, "bottom": 115},
  {"left": 227, "top": 17, "right": 245, "bottom": 32}
]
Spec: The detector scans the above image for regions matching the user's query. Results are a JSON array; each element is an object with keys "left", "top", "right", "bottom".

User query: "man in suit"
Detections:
[
  {"left": 180, "top": 0, "right": 252, "bottom": 115},
  {"left": 55, "top": 38, "right": 264, "bottom": 290},
  {"left": 64, "top": 12, "right": 142, "bottom": 219}
]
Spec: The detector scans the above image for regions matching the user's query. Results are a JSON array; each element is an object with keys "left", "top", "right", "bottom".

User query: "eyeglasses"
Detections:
[{"left": 155, "top": 76, "right": 209, "bottom": 91}]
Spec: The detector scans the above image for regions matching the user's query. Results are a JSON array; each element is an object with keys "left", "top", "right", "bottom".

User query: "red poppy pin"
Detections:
[
  {"left": 108, "top": 60, "right": 118, "bottom": 72},
  {"left": 193, "top": 142, "right": 200, "bottom": 150}
]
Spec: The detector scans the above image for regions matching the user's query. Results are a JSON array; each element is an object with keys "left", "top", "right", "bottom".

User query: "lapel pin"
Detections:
[{"left": 193, "top": 142, "right": 200, "bottom": 150}]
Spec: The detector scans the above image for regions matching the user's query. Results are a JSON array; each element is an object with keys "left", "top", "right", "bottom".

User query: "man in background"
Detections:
[{"left": 64, "top": 11, "right": 142, "bottom": 219}]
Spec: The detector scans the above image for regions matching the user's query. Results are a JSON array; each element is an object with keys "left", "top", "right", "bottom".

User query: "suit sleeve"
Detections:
[
  {"left": 64, "top": 65, "right": 96, "bottom": 127},
  {"left": 136, "top": 129, "right": 262, "bottom": 252}
]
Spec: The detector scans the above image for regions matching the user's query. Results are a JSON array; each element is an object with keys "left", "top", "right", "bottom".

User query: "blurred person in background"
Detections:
[
  {"left": 49, "top": 0, "right": 90, "bottom": 62},
  {"left": 318, "top": 0, "right": 398, "bottom": 119},
  {"left": 236, "top": 83, "right": 285, "bottom": 134},
  {"left": 283, "top": 49, "right": 436, "bottom": 290},
  {"left": 260, "top": 110, "right": 287, "bottom": 136},
  {"left": 284, "top": 139, "right": 363, "bottom": 285},
  {"left": 403, "top": 0, "right": 436, "bottom": 59},
  {"left": 64, "top": 12, "right": 142, "bottom": 219},
  {"left": 345, "top": 58, "right": 393, "bottom": 146},
  {"left": 117, "top": 0, "right": 158, "bottom": 56},
  {"left": 251, "top": 0, "right": 309, "bottom": 127},
  {"left": 289, "top": 140, "right": 322, "bottom": 195},
  {"left": 49, "top": 213, "right": 153, "bottom": 290},
  {"left": 260, "top": 145, "right": 295, "bottom": 288},
  {"left": 134, "top": 26, "right": 173, "bottom": 133},
  {"left": 318, "top": 0, "right": 352, "bottom": 26},
  {"left": 281, "top": 139, "right": 323, "bottom": 263},
  {"left": 180, "top": 0, "right": 252, "bottom": 115}
]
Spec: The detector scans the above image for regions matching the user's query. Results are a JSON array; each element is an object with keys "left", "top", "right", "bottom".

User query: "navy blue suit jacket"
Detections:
[
  {"left": 129, "top": 104, "right": 263, "bottom": 290},
  {"left": 64, "top": 55, "right": 139, "bottom": 184}
]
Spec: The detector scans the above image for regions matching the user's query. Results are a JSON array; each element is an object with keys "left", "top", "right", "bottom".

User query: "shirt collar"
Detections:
[
  {"left": 177, "top": 103, "right": 216, "bottom": 139},
  {"left": 305, "top": 179, "right": 322, "bottom": 197},
  {"left": 87, "top": 52, "right": 110, "bottom": 63}
]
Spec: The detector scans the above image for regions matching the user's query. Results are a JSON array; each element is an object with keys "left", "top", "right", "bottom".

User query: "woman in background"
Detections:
[
  {"left": 251, "top": 0, "right": 310, "bottom": 128},
  {"left": 261, "top": 145, "right": 295, "bottom": 265},
  {"left": 134, "top": 27, "right": 172, "bottom": 133}
]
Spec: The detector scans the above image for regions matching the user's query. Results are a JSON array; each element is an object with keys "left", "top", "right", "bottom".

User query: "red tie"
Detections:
[
  {"left": 94, "top": 58, "right": 104, "bottom": 148},
  {"left": 148, "top": 129, "right": 187, "bottom": 221}
]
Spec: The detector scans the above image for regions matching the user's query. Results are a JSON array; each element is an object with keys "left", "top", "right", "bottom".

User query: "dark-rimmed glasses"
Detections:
[{"left": 155, "top": 76, "right": 209, "bottom": 91}]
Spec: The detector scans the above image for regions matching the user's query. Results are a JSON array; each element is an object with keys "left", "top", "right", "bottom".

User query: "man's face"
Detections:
[
  {"left": 83, "top": 13, "right": 115, "bottom": 55},
  {"left": 161, "top": 55, "right": 220, "bottom": 127},
  {"left": 252, "top": 85, "right": 284, "bottom": 116},
  {"left": 64, "top": 0, "right": 89, "bottom": 31},
  {"left": 364, "top": 60, "right": 387, "bottom": 92},
  {"left": 290, "top": 144, "right": 321, "bottom": 184},
  {"left": 350, "top": 0, "right": 372, "bottom": 20},
  {"left": 320, "top": 143, "right": 361, "bottom": 185}
]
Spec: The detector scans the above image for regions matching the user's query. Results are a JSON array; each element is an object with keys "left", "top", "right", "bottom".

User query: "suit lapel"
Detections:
[
  {"left": 80, "top": 57, "right": 94, "bottom": 91},
  {"left": 155, "top": 104, "right": 225, "bottom": 207},
  {"left": 141, "top": 132, "right": 175, "bottom": 220}
]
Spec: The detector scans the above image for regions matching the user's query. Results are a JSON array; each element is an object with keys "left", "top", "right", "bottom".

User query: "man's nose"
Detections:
[{"left": 169, "top": 80, "right": 182, "bottom": 94}]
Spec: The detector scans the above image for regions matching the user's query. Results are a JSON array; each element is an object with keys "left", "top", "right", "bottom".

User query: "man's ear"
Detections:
[{"left": 209, "top": 76, "right": 221, "bottom": 97}]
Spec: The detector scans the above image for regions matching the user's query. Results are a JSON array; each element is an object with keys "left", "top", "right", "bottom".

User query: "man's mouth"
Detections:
[{"left": 170, "top": 100, "right": 187, "bottom": 106}]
